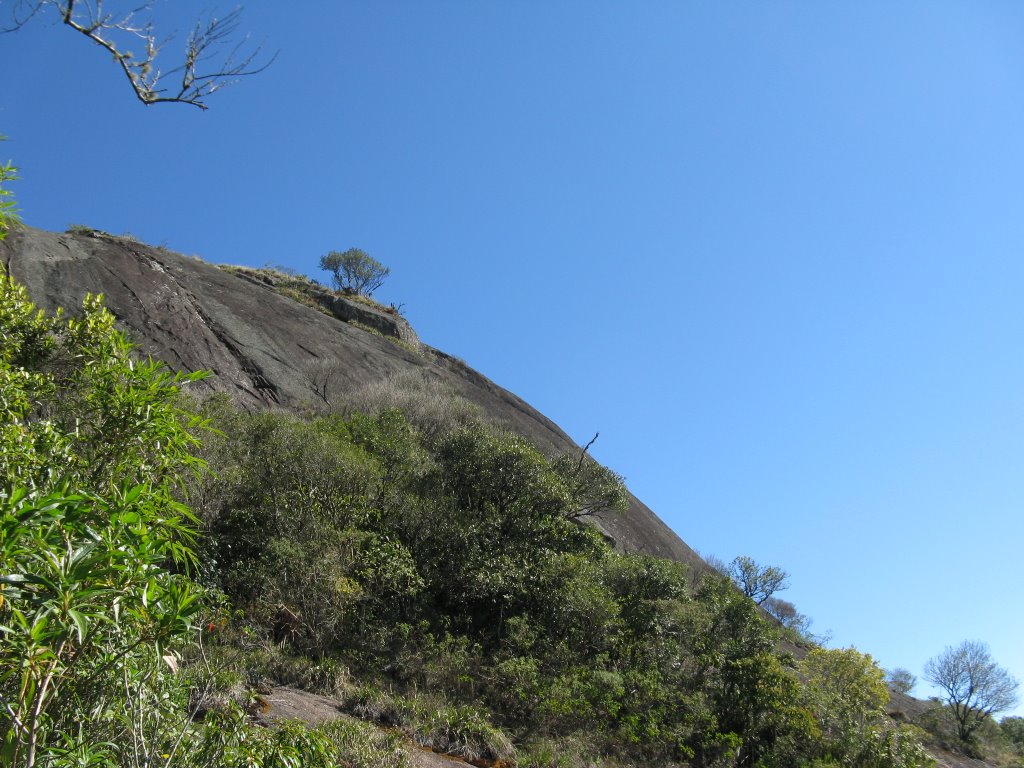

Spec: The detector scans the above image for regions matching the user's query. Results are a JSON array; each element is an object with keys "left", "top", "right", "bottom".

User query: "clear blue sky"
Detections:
[{"left": 3, "top": 1, "right": 1024, "bottom": 712}]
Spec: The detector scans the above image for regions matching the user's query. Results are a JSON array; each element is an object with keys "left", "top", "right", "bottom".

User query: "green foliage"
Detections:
[
  {"left": 319, "top": 248, "right": 390, "bottom": 296},
  {"left": 0, "top": 487, "right": 204, "bottom": 766},
  {"left": 0, "top": 276, "right": 211, "bottom": 766},
  {"left": 0, "top": 138, "right": 17, "bottom": 240},
  {"left": 886, "top": 668, "right": 917, "bottom": 695},
  {"left": 339, "top": 684, "right": 514, "bottom": 763},
  {"left": 801, "top": 647, "right": 887, "bottom": 757},
  {"left": 65, "top": 224, "right": 96, "bottom": 235},
  {"left": 800, "top": 648, "right": 933, "bottom": 768},
  {"left": 338, "top": 371, "right": 481, "bottom": 442},
  {"left": 727, "top": 555, "right": 789, "bottom": 605},
  {"left": 1001, "top": 716, "right": 1024, "bottom": 749},
  {"left": 175, "top": 701, "right": 414, "bottom": 768},
  {"left": 417, "top": 423, "right": 617, "bottom": 637},
  {"left": 515, "top": 735, "right": 602, "bottom": 768},
  {"left": 194, "top": 393, "right": 935, "bottom": 768},
  {"left": 315, "top": 718, "right": 413, "bottom": 767},
  {"left": 0, "top": 276, "right": 346, "bottom": 768},
  {"left": 196, "top": 407, "right": 427, "bottom": 655},
  {"left": 0, "top": 283, "right": 208, "bottom": 495}
]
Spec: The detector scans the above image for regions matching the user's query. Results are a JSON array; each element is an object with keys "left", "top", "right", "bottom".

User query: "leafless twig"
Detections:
[
  {"left": 2, "top": 1, "right": 275, "bottom": 109},
  {"left": 575, "top": 431, "right": 599, "bottom": 473}
]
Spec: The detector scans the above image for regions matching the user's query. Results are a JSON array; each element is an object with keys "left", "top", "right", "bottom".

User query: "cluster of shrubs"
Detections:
[
  {"left": 187, "top": 375, "right": 934, "bottom": 767},
  {"left": 0, "top": 278, "right": 935, "bottom": 767},
  {"left": 0, "top": 277, "right": 413, "bottom": 767}
]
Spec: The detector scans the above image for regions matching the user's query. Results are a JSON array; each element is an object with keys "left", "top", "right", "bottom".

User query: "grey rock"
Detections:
[{"left": 1, "top": 226, "right": 705, "bottom": 568}]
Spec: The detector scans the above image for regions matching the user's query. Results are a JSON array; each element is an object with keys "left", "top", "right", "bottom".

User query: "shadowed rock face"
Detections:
[{"left": 1, "top": 226, "right": 705, "bottom": 569}]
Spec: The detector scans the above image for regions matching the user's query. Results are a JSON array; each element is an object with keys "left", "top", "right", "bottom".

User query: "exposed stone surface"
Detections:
[
  {"left": 227, "top": 265, "right": 420, "bottom": 347},
  {"left": 1, "top": 225, "right": 705, "bottom": 568}
]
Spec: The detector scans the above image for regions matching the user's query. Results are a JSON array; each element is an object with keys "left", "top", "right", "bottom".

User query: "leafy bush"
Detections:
[
  {"left": 800, "top": 648, "right": 933, "bottom": 768},
  {"left": 337, "top": 684, "right": 514, "bottom": 762},
  {"left": 887, "top": 667, "right": 917, "bottom": 695},
  {"left": 0, "top": 140, "right": 17, "bottom": 238},
  {"left": 338, "top": 370, "right": 481, "bottom": 442},
  {"left": 316, "top": 718, "right": 412, "bottom": 768},
  {"left": 320, "top": 248, "right": 389, "bottom": 296},
  {"left": 0, "top": 276, "right": 342, "bottom": 768},
  {"left": 191, "top": 391, "right": 934, "bottom": 767},
  {"left": 0, "top": 276, "right": 210, "bottom": 766}
]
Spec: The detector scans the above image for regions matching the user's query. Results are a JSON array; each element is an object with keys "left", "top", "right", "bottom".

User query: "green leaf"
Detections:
[{"left": 67, "top": 608, "right": 88, "bottom": 643}]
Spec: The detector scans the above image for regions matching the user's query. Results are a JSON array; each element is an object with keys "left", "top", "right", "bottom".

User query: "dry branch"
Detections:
[{"left": 3, "top": 0, "right": 275, "bottom": 109}]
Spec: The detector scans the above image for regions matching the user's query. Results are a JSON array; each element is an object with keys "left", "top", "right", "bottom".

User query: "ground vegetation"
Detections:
[{"left": 0, "top": 220, "right": 936, "bottom": 765}]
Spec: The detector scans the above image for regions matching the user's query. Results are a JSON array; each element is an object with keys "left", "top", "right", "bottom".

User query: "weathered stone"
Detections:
[{"left": 0, "top": 226, "right": 705, "bottom": 568}]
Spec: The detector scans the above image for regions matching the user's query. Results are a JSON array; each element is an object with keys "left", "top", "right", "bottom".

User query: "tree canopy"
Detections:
[
  {"left": 320, "top": 248, "right": 391, "bottom": 296},
  {"left": 924, "top": 640, "right": 1019, "bottom": 742},
  {"left": 728, "top": 555, "right": 789, "bottom": 605}
]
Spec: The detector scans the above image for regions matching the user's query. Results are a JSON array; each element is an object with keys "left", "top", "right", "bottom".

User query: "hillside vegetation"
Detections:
[{"left": 0, "top": 270, "right": 946, "bottom": 768}]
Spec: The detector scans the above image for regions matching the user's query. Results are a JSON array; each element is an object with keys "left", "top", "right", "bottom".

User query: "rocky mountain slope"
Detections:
[
  {"left": 1, "top": 225, "right": 703, "bottom": 570},
  {"left": 5, "top": 225, "right": 1004, "bottom": 768}
]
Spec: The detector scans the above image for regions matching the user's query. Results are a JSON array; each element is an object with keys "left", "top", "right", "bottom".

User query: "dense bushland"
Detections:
[
  {"left": 0, "top": 271, "right": 935, "bottom": 766},
  {"left": 190, "top": 382, "right": 934, "bottom": 767},
  {"left": 0, "top": 276, "right": 413, "bottom": 767}
]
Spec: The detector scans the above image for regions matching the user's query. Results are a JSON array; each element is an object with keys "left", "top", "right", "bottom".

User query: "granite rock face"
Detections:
[{"left": 1, "top": 226, "right": 704, "bottom": 568}]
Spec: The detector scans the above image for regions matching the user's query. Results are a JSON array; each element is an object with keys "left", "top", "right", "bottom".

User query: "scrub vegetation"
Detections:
[
  {"left": 0, "top": 272, "right": 939, "bottom": 768},
  {"left": 0, "top": 169, "right": 993, "bottom": 767}
]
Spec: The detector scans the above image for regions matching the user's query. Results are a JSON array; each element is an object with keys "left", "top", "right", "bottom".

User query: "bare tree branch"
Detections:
[
  {"left": 2, "top": 1, "right": 275, "bottom": 109},
  {"left": 925, "top": 640, "right": 1019, "bottom": 742},
  {"left": 575, "top": 431, "right": 599, "bottom": 473}
]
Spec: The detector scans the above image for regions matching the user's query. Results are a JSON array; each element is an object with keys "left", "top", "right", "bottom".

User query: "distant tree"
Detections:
[
  {"left": 763, "top": 596, "right": 811, "bottom": 634},
  {"left": 728, "top": 555, "right": 789, "bottom": 605},
  {"left": 2, "top": 1, "right": 273, "bottom": 109},
  {"left": 886, "top": 667, "right": 917, "bottom": 695},
  {"left": 924, "top": 640, "right": 1019, "bottom": 742},
  {"left": 320, "top": 248, "right": 390, "bottom": 296},
  {"left": 703, "top": 553, "right": 729, "bottom": 575}
]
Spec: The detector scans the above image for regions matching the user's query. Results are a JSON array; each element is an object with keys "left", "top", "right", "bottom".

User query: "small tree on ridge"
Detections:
[
  {"left": 886, "top": 667, "right": 917, "bottom": 695},
  {"left": 320, "top": 248, "right": 390, "bottom": 296}
]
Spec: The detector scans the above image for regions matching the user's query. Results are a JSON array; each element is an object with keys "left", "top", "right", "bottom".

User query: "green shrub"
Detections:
[
  {"left": 0, "top": 277, "right": 209, "bottom": 766},
  {"left": 800, "top": 647, "right": 934, "bottom": 768},
  {"left": 338, "top": 371, "right": 481, "bottom": 442},
  {"left": 515, "top": 736, "right": 599, "bottom": 768},
  {"left": 316, "top": 718, "right": 412, "bottom": 768},
  {"left": 186, "top": 378, "right": 932, "bottom": 768},
  {"left": 185, "top": 704, "right": 340, "bottom": 768},
  {"left": 320, "top": 248, "right": 389, "bottom": 296},
  {"left": 0, "top": 141, "right": 17, "bottom": 239},
  {"left": 338, "top": 685, "right": 514, "bottom": 763}
]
